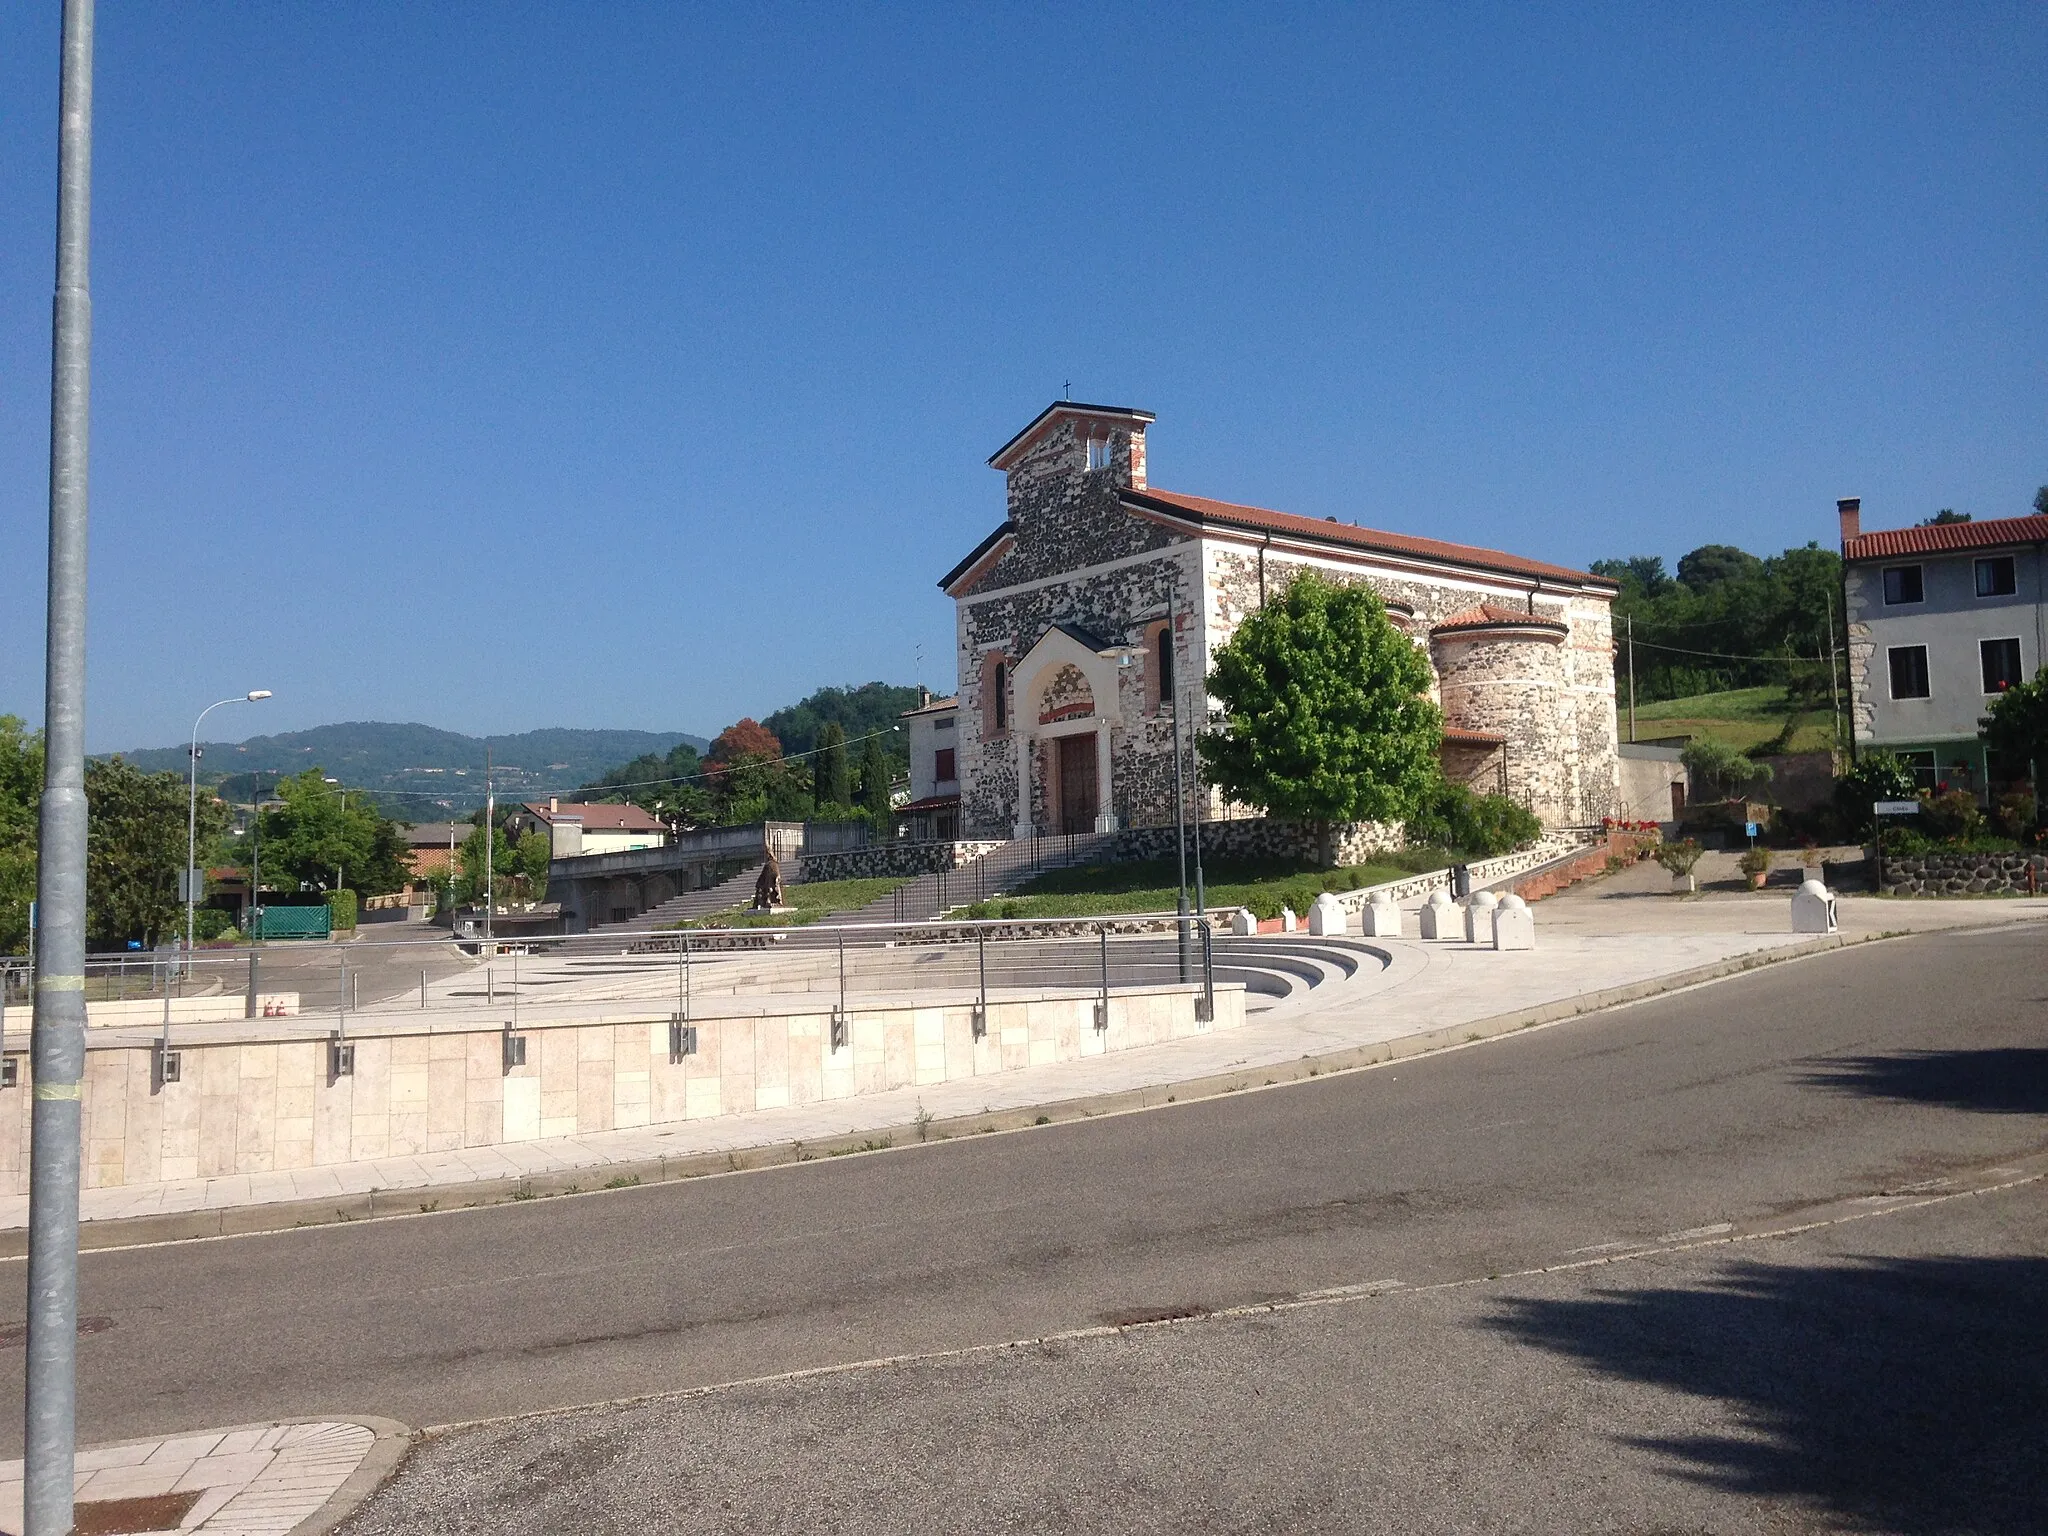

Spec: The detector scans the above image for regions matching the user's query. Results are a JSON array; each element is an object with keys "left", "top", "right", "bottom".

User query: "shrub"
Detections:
[
  {"left": 1992, "top": 790, "right": 2039, "bottom": 842},
  {"left": 1406, "top": 781, "right": 1542, "bottom": 857},
  {"left": 1919, "top": 788, "right": 1983, "bottom": 842},
  {"left": 1682, "top": 738, "right": 1772, "bottom": 802},
  {"left": 1653, "top": 839, "right": 1704, "bottom": 878},
  {"left": 1737, "top": 847, "right": 1772, "bottom": 877},
  {"left": 326, "top": 887, "right": 358, "bottom": 930},
  {"left": 192, "top": 908, "right": 237, "bottom": 943},
  {"left": 1833, "top": 751, "right": 1920, "bottom": 826}
]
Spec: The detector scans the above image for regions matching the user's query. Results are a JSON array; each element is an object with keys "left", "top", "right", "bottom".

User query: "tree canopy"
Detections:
[
  {"left": 253, "top": 769, "right": 410, "bottom": 897},
  {"left": 1198, "top": 572, "right": 1443, "bottom": 827},
  {"left": 1981, "top": 666, "right": 2048, "bottom": 784},
  {"left": 0, "top": 718, "right": 45, "bottom": 953},
  {"left": 1601, "top": 541, "right": 1842, "bottom": 703}
]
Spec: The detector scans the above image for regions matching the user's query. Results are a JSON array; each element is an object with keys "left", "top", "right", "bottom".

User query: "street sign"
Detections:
[
  {"left": 1744, "top": 822, "right": 1758, "bottom": 838},
  {"left": 176, "top": 867, "right": 204, "bottom": 902},
  {"left": 1873, "top": 800, "right": 1921, "bottom": 816}
]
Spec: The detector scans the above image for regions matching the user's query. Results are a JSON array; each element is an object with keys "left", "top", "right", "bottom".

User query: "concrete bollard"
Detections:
[
  {"left": 1491, "top": 892, "right": 1534, "bottom": 950},
  {"left": 1791, "top": 878, "right": 1837, "bottom": 934},
  {"left": 1280, "top": 905, "right": 1298, "bottom": 933},
  {"left": 1464, "top": 889, "right": 1499, "bottom": 943},
  {"left": 1308, "top": 892, "right": 1348, "bottom": 936},
  {"left": 1362, "top": 896, "right": 1403, "bottom": 938},
  {"left": 1418, "top": 890, "right": 1457, "bottom": 939},
  {"left": 1229, "top": 908, "right": 1257, "bottom": 937}
]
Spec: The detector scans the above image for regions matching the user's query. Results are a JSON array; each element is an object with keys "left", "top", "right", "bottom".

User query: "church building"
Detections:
[{"left": 937, "top": 402, "right": 1622, "bottom": 840}]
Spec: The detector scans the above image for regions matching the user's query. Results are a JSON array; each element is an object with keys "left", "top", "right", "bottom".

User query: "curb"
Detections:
[
  {"left": 291, "top": 1414, "right": 413, "bottom": 1536},
  {"left": 0, "top": 928, "right": 1899, "bottom": 1256}
]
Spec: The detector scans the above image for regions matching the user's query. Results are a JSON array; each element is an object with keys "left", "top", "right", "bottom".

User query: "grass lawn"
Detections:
[
  {"left": 957, "top": 851, "right": 1479, "bottom": 922},
  {"left": 675, "top": 875, "right": 909, "bottom": 928},
  {"left": 1630, "top": 685, "right": 1840, "bottom": 755}
]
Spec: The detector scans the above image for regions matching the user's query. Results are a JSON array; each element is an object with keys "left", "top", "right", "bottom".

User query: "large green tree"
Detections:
[
  {"left": 0, "top": 717, "right": 43, "bottom": 954},
  {"left": 1981, "top": 665, "right": 2048, "bottom": 796},
  {"left": 255, "top": 769, "right": 410, "bottom": 896},
  {"left": 84, "top": 756, "right": 229, "bottom": 950},
  {"left": 1198, "top": 572, "right": 1443, "bottom": 830},
  {"left": 813, "top": 722, "right": 851, "bottom": 808},
  {"left": 858, "top": 731, "right": 892, "bottom": 832}
]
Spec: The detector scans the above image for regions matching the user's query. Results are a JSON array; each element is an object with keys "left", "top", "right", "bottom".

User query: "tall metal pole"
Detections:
[
  {"left": 1167, "top": 598, "right": 1190, "bottom": 984},
  {"left": 26, "top": 5, "right": 95, "bottom": 1530},
  {"left": 1186, "top": 685, "right": 1206, "bottom": 920},
  {"left": 186, "top": 691, "right": 268, "bottom": 959},
  {"left": 483, "top": 749, "right": 494, "bottom": 950}
]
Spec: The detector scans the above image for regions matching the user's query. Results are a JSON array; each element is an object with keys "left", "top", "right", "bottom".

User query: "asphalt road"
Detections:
[{"left": 5, "top": 920, "right": 2045, "bottom": 1531}]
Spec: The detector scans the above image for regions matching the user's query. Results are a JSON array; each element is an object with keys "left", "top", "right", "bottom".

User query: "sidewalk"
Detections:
[
  {"left": 0, "top": 1418, "right": 406, "bottom": 1536},
  {"left": 12, "top": 864, "right": 2045, "bottom": 1241}
]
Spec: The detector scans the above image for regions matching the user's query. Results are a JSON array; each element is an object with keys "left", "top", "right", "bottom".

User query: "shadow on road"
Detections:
[
  {"left": 1485, "top": 1255, "right": 2048, "bottom": 1533},
  {"left": 1798, "top": 1048, "right": 2048, "bottom": 1115}
]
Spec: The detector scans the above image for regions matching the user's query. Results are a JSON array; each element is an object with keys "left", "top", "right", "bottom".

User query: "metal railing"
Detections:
[
  {"left": 889, "top": 831, "right": 1113, "bottom": 922},
  {"left": 0, "top": 910, "right": 1225, "bottom": 1059}
]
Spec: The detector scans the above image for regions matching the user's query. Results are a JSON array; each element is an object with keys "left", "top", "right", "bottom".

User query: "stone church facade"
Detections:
[{"left": 939, "top": 402, "right": 1622, "bottom": 840}]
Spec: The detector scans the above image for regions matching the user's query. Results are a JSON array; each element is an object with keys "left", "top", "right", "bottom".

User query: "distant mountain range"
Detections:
[{"left": 109, "top": 722, "right": 708, "bottom": 818}]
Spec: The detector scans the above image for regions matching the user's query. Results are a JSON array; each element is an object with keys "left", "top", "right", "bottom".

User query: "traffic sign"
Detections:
[{"left": 1873, "top": 800, "right": 1921, "bottom": 816}]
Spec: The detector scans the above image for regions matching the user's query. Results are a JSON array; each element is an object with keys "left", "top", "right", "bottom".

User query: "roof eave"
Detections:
[{"left": 988, "top": 402, "right": 1157, "bottom": 470}]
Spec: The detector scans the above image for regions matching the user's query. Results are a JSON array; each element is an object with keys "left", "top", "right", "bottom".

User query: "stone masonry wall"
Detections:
[
  {"left": 957, "top": 544, "right": 1202, "bottom": 837},
  {"left": 1204, "top": 545, "right": 1618, "bottom": 825},
  {"left": 1107, "top": 816, "right": 1405, "bottom": 868},
  {"left": 1878, "top": 850, "right": 2046, "bottom": 896},
  {"left": 800, "top": 840, "right": 1004, "bottom": 883}
]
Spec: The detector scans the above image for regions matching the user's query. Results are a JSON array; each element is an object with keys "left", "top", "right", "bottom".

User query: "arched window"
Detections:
[{"left": 1154, "top": 624, "right": 1174, "bottom": 713}]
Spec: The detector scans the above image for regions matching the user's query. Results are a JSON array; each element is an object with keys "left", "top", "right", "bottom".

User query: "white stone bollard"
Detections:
[
  {"left": 1362, "top": 896, "right": 1403, "bottom": 938},
  {"left": 1491, "top": 892, "right": 1535, "bottom": 950},
  {"left": 1280, "top": 905, "right": 1298, "bottom": 933},
  {"left": 1229, "top": 907, "right": 1257, "bottom": 937},
  {"left": 1308, "top": 892, "right": 1348, "bottom": 936},
  {"left": 1464, "top": 889, "right": 1499, "bottom": 943},
  {"left": 1791, "top": 878, "right": 1837, "bottom": 934},
  {"left": 1418, "top": 890, "right": 1457, "bottom": 939}
]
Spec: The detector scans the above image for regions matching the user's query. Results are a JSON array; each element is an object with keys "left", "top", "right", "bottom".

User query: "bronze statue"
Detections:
[{"left": 752, "top": 847, "right": 784, "bottom": 911}]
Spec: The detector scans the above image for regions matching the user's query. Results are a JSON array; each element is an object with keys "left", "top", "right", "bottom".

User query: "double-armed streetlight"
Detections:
[{"left": 186, "top": 691, "right": 272, "bottom": 957}]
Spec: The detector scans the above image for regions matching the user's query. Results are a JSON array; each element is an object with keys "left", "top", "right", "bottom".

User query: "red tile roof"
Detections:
[
  {"left": 1442, "top": 726, "right": 1507, "bottom": 746},
  {"left": 1123, "top": 488, "right": 1612, "bottom": 588},
  {"left": 1431, "top": 602, "right": 1569, "bottom": 636},
  {"left": 1843, "top": 514, "right": 2048, "bottom": 562},
  {"left": 520, "top": 802, "right": 666, "bottom": 833}
]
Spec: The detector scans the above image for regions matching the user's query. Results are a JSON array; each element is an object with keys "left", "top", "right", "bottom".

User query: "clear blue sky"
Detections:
[{"left": 2, "top": 3, "right": 2040, "bottom": 753}]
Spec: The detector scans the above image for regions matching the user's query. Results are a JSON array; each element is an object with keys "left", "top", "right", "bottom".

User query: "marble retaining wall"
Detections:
[{"left": 0, "top": 981, "right": 1239, "bottom": 1195}]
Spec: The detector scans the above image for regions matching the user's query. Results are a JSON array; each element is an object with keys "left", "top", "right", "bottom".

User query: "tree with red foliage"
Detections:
[{"left": 706, "top": 718, "right": 782, "bottom": 767}]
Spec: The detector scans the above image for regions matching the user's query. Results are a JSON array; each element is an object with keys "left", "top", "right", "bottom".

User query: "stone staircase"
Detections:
[
  {"left": 820, "top": 833, "right": 1118, "bottom": 927},
  {"left": 585, "top": 863, "right": 766, "bottom": 938}
]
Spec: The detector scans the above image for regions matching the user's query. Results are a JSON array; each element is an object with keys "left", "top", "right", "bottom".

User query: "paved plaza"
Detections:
[{"left": 12, "top": 855, "right": 2043, "bottom": 1237}]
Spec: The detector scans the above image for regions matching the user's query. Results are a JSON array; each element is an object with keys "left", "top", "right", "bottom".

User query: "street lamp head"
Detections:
[{"left": 246, "top": 690, "right": 273, "bottom": 701}]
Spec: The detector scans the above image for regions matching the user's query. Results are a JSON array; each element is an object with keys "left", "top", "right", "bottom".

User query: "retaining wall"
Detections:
[
  {"left": 799, "top": 839, "right": 1005, "bottom": 883},
  {"left": 1878, "top": 850, "right": 2047, "bottom": 897},
  {"left": 0, "top": 981, "right": 1239, "bottom": 1196}
]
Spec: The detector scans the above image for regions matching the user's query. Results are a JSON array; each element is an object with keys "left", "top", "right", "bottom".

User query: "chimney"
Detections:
[
  {"left": 918, "top": 685, "right": 931, "bottom": 708},
  {"left": 1837, "top": 497, "right": 1862, "bottom": 545},
  {"left": 549, "top": 796, "right": 558, "bottom": 814}
]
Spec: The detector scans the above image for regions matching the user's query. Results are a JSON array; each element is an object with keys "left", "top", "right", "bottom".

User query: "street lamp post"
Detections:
[{"left": 186, "top": 692, "right": 271, "bottom": 960}]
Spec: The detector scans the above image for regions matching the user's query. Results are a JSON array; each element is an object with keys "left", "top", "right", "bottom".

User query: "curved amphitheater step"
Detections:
[{"left": 482, "top": 927, "right": 1394, "bottom": 1020}]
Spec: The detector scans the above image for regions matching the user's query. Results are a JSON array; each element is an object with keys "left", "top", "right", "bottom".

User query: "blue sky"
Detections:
[{"left": 1, "top": 3, "right": 2041, "bottom": 752}]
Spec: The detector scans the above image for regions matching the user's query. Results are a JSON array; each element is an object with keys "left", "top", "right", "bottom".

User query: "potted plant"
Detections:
[
  {"left": 1654, "top": 838, "right": 1705, "bottom": 893},
  {"left": 1738, "top": 846, "right": 1772, "bottom": 889}
]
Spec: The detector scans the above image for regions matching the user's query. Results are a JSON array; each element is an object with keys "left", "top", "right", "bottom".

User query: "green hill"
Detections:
[
  {"left": 1627, "top": 686, "right": 1840, "bottom": 755},
  {"left": 108, "top": 722, "right": 707, "bottom": 818}
]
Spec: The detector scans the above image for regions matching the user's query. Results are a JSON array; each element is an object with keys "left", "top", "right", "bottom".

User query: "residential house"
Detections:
[{"left": 1839, "top": 497, "right": 2047, "bottom": 797}]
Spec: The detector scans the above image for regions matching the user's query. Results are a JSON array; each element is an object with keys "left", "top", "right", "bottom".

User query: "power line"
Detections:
[{"left": 1630, "top": 638, "right": 1833, "bottom": 666}]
